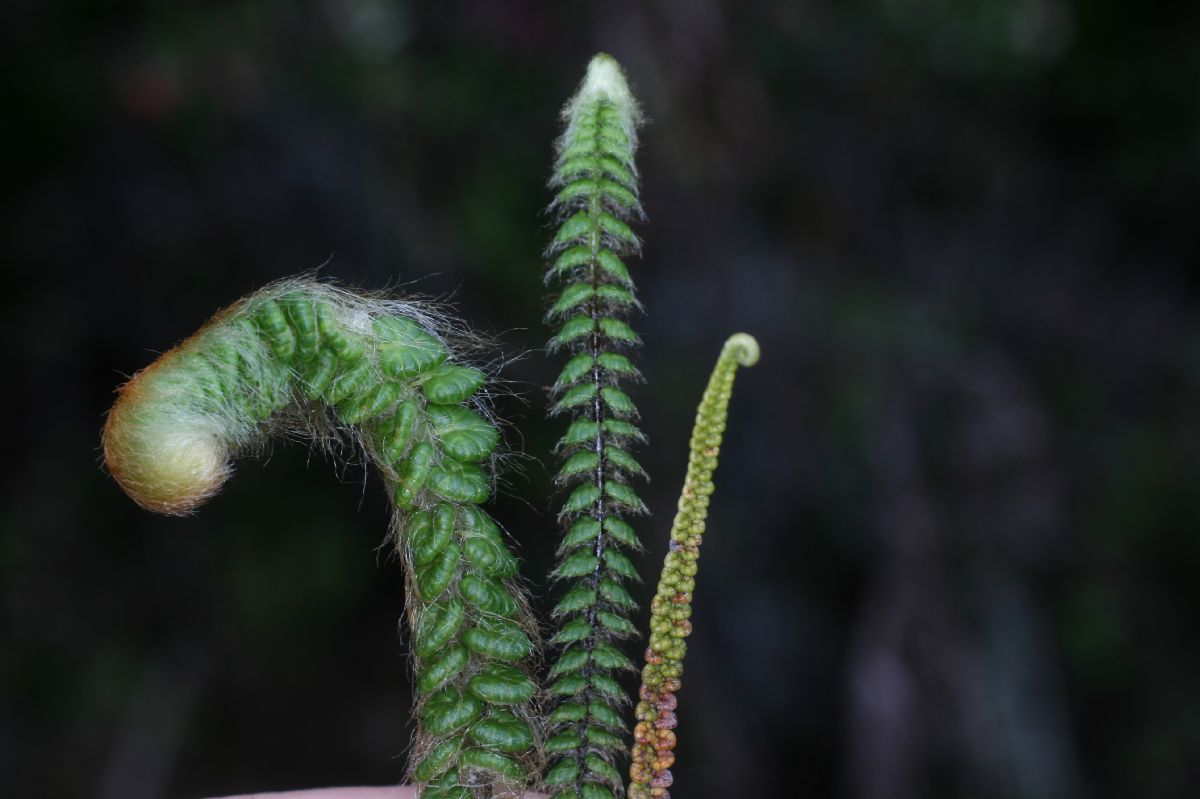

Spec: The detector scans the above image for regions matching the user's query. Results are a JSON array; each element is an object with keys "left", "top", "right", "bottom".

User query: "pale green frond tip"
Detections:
[
  {"left": 724, "top": 332, "right": 760, "bottom": 367},
  {"left": 564, "top": 52, "right": 641, "bottom": 123}
]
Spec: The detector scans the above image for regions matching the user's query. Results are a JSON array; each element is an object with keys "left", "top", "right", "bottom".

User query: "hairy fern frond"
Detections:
[
  {"left": 541, "top": 54, "right": 646, "bottom": 799},
  {"left": 627, "top": 334, "right": 759, "bottom": 799},
  {"left": 103, "top": 278, "right": 540, "bottom": 799}
]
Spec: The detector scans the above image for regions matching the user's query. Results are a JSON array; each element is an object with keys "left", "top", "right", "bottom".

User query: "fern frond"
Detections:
[
  {"left": 627, "top": 334, "right": 759, "bottom": 799},
  {"left": 542, "top": 53, "right": 646, "bottom": 799},
  {"left": 102, "top": 278, "right": 540, "bottom": 799}
]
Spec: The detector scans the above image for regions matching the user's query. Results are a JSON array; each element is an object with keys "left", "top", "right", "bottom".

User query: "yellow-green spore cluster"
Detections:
[
  {"left": 103, "top": 279, "right": 539, "bottom": 798},
  {"left": 628, "top": 334, "right": 759, "bottom": 799}
]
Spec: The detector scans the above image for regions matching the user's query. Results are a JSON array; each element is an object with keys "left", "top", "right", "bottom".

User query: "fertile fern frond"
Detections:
[
  {"left": 627, "top": 334, "right": 759, "bottom": 799},
  {"left": 542, "top": 54, "right": 646, "bottom": 799},
  {"left": 103, "top": 278, "right": 540, "bottom": 799}
]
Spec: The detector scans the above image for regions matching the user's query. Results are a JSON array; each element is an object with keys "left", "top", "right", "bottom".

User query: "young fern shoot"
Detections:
[
  {"left": 102, "top": 54, "right": 763, "bottom": 799},
  {"left": 542, "top": 54, "right": 647, "bottom": 799},
  {"left": 628, "top": 334, "right": 759, "bottom": 799},
  {"left": 102, "top": 279, "right": 540, "bottom": 799}
]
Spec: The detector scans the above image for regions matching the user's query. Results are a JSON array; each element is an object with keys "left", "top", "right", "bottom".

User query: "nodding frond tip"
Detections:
[
  {"left": 565, "top": 52, "right": 641, "bottom": 122},
  {"left": 725, "top": 333, "right": 760, "bottom": 367},
  {"left": 103, "top": 382, "right": 233, "bottom": 516}
]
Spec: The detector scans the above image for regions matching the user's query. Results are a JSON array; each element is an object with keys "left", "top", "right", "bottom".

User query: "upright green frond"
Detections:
[
  {"left": 542, "top": 53, "right": 646, "bottom": 799},
  {"left": 627, "top": 334, "right": 759, "bottom": 799}
]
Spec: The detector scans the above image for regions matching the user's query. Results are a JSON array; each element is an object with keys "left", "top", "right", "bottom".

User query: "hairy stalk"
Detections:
[
  {"left": 103, "top": 278, "right": 539, "bottom": 799},
  {"left": 542, "top": 54, "right": 646, "bottom": 799},
  {"left": 627, "top": 334, "right": 760, "bottom": 799}
]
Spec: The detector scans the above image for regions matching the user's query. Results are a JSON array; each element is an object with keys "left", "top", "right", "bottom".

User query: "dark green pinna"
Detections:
[{"left": 542, "top": 54, "right": 647, "bottom": 799}]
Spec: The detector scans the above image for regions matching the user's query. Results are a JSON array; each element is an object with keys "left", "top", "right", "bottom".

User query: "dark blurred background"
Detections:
[{"left": 4, "top": 1, "right": 1200, "bottom": 797}]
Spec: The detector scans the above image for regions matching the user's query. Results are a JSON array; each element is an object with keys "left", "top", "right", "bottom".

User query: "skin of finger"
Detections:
[
  {"left": 210, "top": 789, "right": 546, "bottom": 799},
  {"left": 208, "top": 788, "right": 415, "bottom": 799}
]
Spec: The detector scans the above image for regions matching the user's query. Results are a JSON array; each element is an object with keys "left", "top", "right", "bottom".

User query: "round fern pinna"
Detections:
[
  {"left": 103, "top": 278, "right": 539, "bottom": 799},
  {"left": 541, "top": 54, "right": 646, "bottom": 799}
]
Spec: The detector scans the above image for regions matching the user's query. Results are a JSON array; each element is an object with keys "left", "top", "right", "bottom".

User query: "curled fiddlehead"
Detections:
[
  {"left": 541, "top": 54, "right": 646, "bottom": 799},
  {"left": 103, "top": 278, "right": 539, "bottom": 798},
  {"left": 627, "top": 334, "right": 760, "bottom": 799}
]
